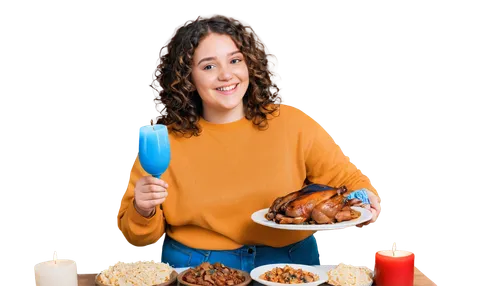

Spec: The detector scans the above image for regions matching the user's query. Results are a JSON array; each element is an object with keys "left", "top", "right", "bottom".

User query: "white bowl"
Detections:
[{"left": 250, "top": 264, "right": 328, "bottom": 286}]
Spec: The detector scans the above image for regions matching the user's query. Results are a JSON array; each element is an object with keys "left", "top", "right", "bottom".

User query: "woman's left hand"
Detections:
[{"left": 356, "top": 190, "right": 381, "bottom": 227}]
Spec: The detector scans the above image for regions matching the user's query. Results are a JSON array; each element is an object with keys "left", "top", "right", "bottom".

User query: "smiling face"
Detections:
[{"left": 191, "top": 33, "right": 250, "bottom": 123}]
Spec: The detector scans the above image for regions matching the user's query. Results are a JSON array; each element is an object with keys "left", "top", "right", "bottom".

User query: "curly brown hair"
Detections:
[{"left": 151, "top": 15, "right": 281, "bottom": 137}]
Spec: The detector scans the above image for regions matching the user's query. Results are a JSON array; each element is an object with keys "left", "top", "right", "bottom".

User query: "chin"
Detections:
[{"left": 218, "top": 99, "right": 244, "bottom": 111}]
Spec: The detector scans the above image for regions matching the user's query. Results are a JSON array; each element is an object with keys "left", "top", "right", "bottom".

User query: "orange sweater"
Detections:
[{"left": 118, "top": 105, "right": 377, "bottom": 250}]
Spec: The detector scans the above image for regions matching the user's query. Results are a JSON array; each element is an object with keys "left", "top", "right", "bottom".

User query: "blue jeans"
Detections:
[{"left": 161, "top": 235, "right": 320, "bottom": 272}]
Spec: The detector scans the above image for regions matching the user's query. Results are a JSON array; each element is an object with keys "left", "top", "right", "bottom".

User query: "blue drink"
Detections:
[{"left": 138, "top": 124, "right": 171, "bottom": 178}]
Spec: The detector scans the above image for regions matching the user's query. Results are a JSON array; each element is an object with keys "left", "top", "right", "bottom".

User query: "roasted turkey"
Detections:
[{"left": 265, "top": 184, "right": 362, "bottom": 224}]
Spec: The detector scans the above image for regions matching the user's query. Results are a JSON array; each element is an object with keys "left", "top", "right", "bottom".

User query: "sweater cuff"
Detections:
[{"left": 129, "top": 200, "right": 161, "bottom": 226}]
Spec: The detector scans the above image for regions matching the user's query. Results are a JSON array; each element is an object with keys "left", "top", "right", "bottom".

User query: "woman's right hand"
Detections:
[{"left": 133, "top": 176, "right": 168, "bottom": 217}]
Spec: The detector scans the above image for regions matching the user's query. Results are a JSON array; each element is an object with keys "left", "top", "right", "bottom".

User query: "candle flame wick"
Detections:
[
  {"left": 50, "top": 249, "right": 59, "bottom": 264},
  {"left": 391, "top": 240, "right": 399, "bottom": 256},
  {"left": 151, "top": 119, "right": 155, "bottom": 130}
]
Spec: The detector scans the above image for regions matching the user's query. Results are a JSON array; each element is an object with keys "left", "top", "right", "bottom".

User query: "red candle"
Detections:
[{"left": 374, "top": 248, "right": 415, "bottom": 286}]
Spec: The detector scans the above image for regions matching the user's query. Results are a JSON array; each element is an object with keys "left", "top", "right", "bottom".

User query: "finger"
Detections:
[
  {"left": 356, "top": 221, "right": 370, "bottom": 227},
  {"left": 350, "top": 201, "right": 367, "bottom": 208},
  {"left": 143, "top": 185, "right": 168, "bottom": 193},
  {"left": 370, "top": 197, "right": 381, "bottom": 212},
  {"left": 369, "top": 207, "right": 379, "bottom": 222},
  {"left": 367, "top": 192, "right": 381, "bottom": 211},
  {"left": 140, "top": 198, "right": 166, "bottom": 209},
  {"left": 141, "top": 176, "right": 169, "bottom": 188},
  {"left": 348, "top": 198, "right": 362, "bottom": 206},
  {"left": 359, "top": 204, "right": 371, "bottom": 211},
  {"left": 143, "top": 191, "right": 168, "bottom": 200},
  {"left": 149, "top": 198, "right": 166, "bottom": 207}
]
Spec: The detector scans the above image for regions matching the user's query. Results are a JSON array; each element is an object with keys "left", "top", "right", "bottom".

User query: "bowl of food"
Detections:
[
  {"left": 250, "top": 264, "right": 328, "bottom": 286},
  {"left": 177, "top": 262, "right": 251, "bottom": 286},
  {"left": 95, "top": 261, "right": 177, "bottom": 286},
  {"left": 326, "top": 263, "right": 373, "bottom": 286}
]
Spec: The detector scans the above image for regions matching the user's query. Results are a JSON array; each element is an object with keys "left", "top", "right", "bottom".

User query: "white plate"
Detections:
[
  {"left": 250, "top": 263, "right": 328, "bottom": 286},
  {"left": 251, "top": 207, "right": 372, "bottom": 230},
  {"left": 175, "top": 267, "right": 189, "bottom": 273}
]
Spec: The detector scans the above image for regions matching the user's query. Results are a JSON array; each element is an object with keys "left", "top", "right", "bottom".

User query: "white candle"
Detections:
[{"left": 34, "top": 259, "right": 78, "bottom": 286}]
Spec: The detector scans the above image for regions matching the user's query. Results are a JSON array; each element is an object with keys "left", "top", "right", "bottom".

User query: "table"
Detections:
[{"left": 78, "top": 266, "right": 436, "bottom": 286}]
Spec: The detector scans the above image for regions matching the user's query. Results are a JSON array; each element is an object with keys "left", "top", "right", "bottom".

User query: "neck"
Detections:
[{"left": 202, "top": 103, "right": 245, "bottom": 124}]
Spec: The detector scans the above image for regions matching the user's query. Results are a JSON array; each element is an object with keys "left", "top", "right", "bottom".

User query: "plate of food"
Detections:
[
  {"left": 250, "top": 264, "right": 328, "bottom": 286},
  {"left": 95, "top": 261, "right": 177, "bottom": 286},
  {"left": 177, "top": 262, "right": 251, "bottom": 286},
  {"left": 251, "top": 184, "right": 372, "bottom": 230},
  {"left": 326, "top": 263, "right": 374, "bottom": 286}
]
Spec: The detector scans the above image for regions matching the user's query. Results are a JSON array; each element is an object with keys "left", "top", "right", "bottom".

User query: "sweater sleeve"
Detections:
[
  {"left": 303, "top": 115, "right": 380, "bottom": 199},
  {"left": 117, "top": 156, "right": 166, "bottom": 246}
]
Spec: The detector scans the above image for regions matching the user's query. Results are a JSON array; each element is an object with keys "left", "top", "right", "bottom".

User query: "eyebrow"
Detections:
[{"left": 197, "top": 50, "right": 242, "bottom": 66}]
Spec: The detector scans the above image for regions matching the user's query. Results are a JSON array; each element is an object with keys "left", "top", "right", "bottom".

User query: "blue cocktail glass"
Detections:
[{"left": 138, "top": 124, "right": 171, "bottom": 178}]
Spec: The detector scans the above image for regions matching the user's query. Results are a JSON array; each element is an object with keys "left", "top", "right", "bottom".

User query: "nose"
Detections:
[{"left": 218, "top": 64, "right": 233, "bottom": 81}]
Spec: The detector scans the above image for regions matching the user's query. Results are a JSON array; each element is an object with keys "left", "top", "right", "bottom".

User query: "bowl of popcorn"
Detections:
[
  {"left": 327, "top": 263, "right": 373, "bottom": 286},
  {"left": 95, "top": 261, "right": 177, "bottom": 286}
]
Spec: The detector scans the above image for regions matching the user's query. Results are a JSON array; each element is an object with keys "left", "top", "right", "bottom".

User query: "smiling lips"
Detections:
[{"left": 215, "top": 83, "right": 239, "bottom": 95}]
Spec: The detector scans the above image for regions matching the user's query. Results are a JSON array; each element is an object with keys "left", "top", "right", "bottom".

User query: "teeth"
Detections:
[{"left": 217, "top": 84, "right": 237, "bottom": 91}]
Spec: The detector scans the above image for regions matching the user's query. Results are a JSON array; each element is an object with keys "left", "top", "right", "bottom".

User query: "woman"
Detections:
[{"left": 118, "top": 15, "right": 381, "bottom": 272}]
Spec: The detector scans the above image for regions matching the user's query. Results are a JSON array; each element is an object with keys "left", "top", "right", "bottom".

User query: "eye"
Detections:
[
  {"left": 231, "top": 58, "right": 242, "bottom": 64},
  {"left": 203, "top": 64, "right": 215, "bottom": 70}
]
